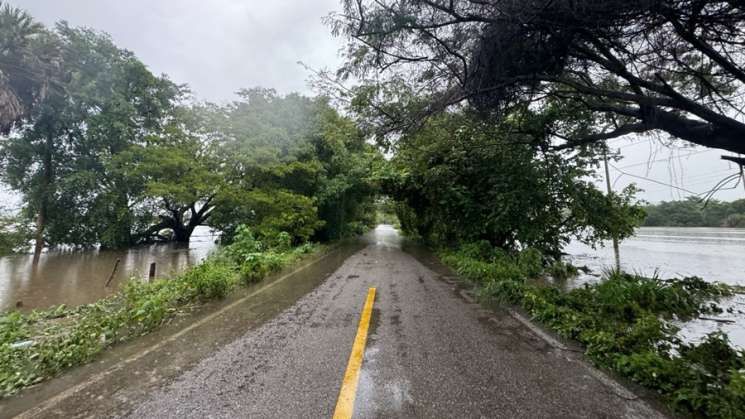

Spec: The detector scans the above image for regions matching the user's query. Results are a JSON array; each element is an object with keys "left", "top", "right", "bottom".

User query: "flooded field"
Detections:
[
  {"left": 564, "top": 227, "right": 745, "bottom": 348},
  {"left": 0, "top": 227, "right": 218, "bottom": 312}
]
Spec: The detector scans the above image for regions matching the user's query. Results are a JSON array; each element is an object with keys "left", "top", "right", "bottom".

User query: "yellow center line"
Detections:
[{"left": 333, "top": 287, "right": 376, "bottom": 419}]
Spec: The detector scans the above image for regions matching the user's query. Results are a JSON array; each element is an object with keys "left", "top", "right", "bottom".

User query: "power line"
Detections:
[
  {"left": 614, "top": 149, "right": 714, "bottom": 170},
  {"left": 608, "top": 163, "right": 742, "bottom": 198},
  {"left": 611, "top": 168, "right": 736, "bottom": 190},
  {"left": 642, "top": 172, "right": 740, "bottom": 194},
  {"left": 608, "top": 163, "right": 699, "bottom": 194}
]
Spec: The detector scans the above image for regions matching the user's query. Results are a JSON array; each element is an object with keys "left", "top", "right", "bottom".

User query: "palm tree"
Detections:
[{"left": 0, "top": 2, "right": 58, "bottom": 133}]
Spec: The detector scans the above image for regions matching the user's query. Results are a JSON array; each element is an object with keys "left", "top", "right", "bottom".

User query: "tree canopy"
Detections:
[
  {"left": 0, "top": 2, "right": 61, "bottom": 133},
  {"left": 0, "top": 10, "right": 380, "bottom": 252},
  {"left": 208, "top": 89, "right": 380, "bottom": 243},
  {"left": 331, "top": 0, "right": 745, "bottom": 154},
  {"left": 384, "top": 107, "right": 644, "bottom": 256}
]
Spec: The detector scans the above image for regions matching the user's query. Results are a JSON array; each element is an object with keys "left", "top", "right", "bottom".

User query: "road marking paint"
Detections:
[
  {"left": 13, "top": 247, "right": 343, "bottom": 419},
  {"left": 333, "top": 287, "right": 376, "bottom": 419}
]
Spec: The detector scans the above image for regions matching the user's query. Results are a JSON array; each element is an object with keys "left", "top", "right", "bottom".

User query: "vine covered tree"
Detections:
[{"left": 385, "top": 108, "right": 644, "bottom": 257}]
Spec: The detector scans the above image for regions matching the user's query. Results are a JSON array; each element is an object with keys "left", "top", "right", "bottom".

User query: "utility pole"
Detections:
[{"left": 603, "top": 151, "right": 621, "bottom": 272}]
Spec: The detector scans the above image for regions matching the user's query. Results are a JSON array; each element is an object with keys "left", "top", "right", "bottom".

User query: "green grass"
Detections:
[
  {"left": 440, "top": 244, "right": 745, "bottom": 418},
  {"left": 0, "top": 228, "right": 319, "bottom": 397}
]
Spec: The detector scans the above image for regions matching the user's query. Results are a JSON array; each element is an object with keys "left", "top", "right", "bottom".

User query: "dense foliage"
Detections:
[
  {"left": 0, "top": 2, "right": 60, "bottom": 133},
  {"left": 442, "top": 244, "right": 745, "bottom": 417},
  {"left": 1, "top": 22, "right": 183, "bottom": 250},
  {"left": 0, "top": 209, "right": 29, "bottom": 255},
  {"left": 0, "top": 227, "right": 318, "bottom": 396},
  {"left": 207, "top": 89, "right": 380, "bottom": 244},
  {"left": 0, "top": 7, "right": 379, "bottom": 252},
  {"left": 385, "top": 110, "right": 644, "bottom": 257},
  {"left": 643, "top": 197, "right": 745, "bottom": 227}
]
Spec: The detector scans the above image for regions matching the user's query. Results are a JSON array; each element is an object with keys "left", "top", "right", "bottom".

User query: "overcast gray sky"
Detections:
[
  {"left": 10, "top": 0, "right": 343, "bottom": 102},
  {"left": 4, "top": 0, "right": 745, "bottom": 204}
]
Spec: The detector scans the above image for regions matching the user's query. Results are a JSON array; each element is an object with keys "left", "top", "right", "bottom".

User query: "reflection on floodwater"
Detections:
[
  {"left": 564, "top": 226, "right": 745, "bottom": 348},
  {"left": 0, "top": 227, "right": 218, "bottom": 312},
  {"left": 368, "top": 224, "right": 403, "bottom": 249}
]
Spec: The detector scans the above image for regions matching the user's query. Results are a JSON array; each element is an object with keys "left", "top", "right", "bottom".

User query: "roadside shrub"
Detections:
[
  {"left": 226, "top": 225, "right": 264, "bottom": 263},
  {"left": 122, "top": 280, "right": 178, "bottom": 332},
  {"left": 547, "top": 260, "right": 578, "bottom": 280},
  {"left": 517, "top": 247, "right": 543, "bottom": 278},
  {"left": 459, "top": 240, "right": 494, "bottom": 261},
  {"left": 180, "top": 259, "right": 235, "bottom": 300},
  {"left": 239, "top": 253, "right": 271, "bottom": 284},
  {"left": 271, "top": 231, "right": 292, "bottom": 251},
  {"left": 239, "top": 251, "right": 287, "bottom": 285}
]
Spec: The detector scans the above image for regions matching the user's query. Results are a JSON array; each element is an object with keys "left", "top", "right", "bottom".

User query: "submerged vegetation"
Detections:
[
  {"left": 442, "top": 244, "right": 745, "bottom": 417},
  {"left": 0, "top": 227, "right": 318, "bottom": 396}
]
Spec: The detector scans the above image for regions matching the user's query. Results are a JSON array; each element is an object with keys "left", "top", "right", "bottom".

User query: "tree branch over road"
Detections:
[{"left": 331, "top": 0, "right": 745, "bottom": 153}]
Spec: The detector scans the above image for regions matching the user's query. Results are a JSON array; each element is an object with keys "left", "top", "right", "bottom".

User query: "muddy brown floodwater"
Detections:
[{"left": 0, "top": 226, "right": 218, "bottom": 312}]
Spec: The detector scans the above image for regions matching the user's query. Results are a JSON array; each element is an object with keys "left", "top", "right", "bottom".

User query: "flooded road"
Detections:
[
  {"left": 3, "top": 226, "right": 663, "bottom": 419},
  {"left": 121, "top": 225, "right": 660, "bottom": 419},
  {"left": 564, "top": 226, "right": 745, "bottom": 348},
  {"left": 0, "top": 227, "right": 218, "bottom": 312}
]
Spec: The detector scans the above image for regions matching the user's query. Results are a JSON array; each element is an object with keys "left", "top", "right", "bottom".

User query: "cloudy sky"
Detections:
[
  {"left": 11, "top": 0, "right": 343, "bottom": 101},
  {"left": 5, "top": 0, "right": 745, "bottom": 204}
]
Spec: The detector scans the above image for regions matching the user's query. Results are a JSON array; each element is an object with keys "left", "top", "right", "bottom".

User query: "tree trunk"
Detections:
[
  {"left": 172, "top": 225, "right": 192, "bottom": 243},
  {"left": 33, "top": 138, "right": 53, "bottom": 263},
  {"left": 32, "top": 206, "right": 45, "bottom": 263}
]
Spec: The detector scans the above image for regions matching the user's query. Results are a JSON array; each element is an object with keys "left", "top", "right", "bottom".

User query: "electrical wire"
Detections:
[{"left": 608, "top": 163, "right": 742, "bottom": 199}]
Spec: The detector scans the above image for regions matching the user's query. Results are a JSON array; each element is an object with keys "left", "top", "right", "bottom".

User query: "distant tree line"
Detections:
[{"left": 642, "top": 197, "right": 745, "bottom": 228}]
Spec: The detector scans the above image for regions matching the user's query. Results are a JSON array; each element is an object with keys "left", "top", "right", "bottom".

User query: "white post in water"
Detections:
[{"left": 603, "top": 150, "right": 621, "bottom": 272}]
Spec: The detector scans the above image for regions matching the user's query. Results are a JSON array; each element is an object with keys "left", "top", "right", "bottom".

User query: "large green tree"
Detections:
[
  {"left": 1, "top": 23, "right": 181, "bottom": 251},
  {"left": 209, "top": 89, "right": 379, "bottom": 243},
  {"left": 112, "top": 107, "right": 226, "bottom": 243},
  {"left": 386, "top": 108, "right": 644, "bottom": 257}
]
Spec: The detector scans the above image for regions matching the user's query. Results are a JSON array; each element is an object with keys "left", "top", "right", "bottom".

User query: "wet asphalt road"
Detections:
[{"left": 123, "top": 226, "right": 665, "bottom": 419}]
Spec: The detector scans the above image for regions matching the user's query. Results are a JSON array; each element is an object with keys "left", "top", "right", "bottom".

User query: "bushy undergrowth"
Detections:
[
  {"left": 0, "top": 227, "right": 318, "bottom": 397},
  {"left": 441, "top": 244, "right": 745, "bottom": 418}
]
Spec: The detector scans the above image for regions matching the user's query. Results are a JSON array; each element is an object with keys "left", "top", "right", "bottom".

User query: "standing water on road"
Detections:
[
  {"left": 564, "top": 226, "right": 745, "bottom": 348},
  {"left": 0, "top": 226, "right": 218, "bottom": 312}
]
